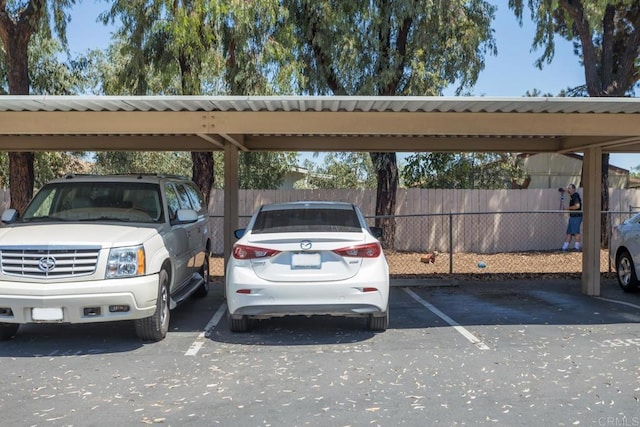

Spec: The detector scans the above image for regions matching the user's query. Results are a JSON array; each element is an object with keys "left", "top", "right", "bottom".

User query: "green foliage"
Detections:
[
  {"left": 0, "top": 151, "right": 87, "bottom": 189},
  {"left": 302, "top": 152, "right": 376, "bottom": 189},
  {"left": 0, "top": 23, "right": 91, "bottom": 94},
  {"left": 284, "top": 0, "right": 497, "bottom": 96},
  {"left": 99, "top": 0, "right": 221, "bottom": 95},
  {"left": 401, "top": 153, "right": 525, "bottom": 189},
  {"left": 508, "top": 0, "right": 640, "bottom": 96},
  {"left": 221, "top": 0, "right": 304, "bottom": 94},
  {"left": 90, "top": 152, "right": 193, "bottom": 176},
  {"left": 237, "top": 152, "right": 298, "bottom": 189},
  {"left": 90, "top": 151, "right": 297, "bottom": 190},
  {"left": 99, "top": 0, "right": 301, "bottom": 95}
]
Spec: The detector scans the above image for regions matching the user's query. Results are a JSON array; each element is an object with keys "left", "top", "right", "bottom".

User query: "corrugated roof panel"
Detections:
[{"left": 1, "top": 95, "right": 640, "bottom": 113}]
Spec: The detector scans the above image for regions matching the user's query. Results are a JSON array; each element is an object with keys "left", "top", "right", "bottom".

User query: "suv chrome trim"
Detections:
[{"left": 0, "top": 246, "right": 101, "bottom": 278}]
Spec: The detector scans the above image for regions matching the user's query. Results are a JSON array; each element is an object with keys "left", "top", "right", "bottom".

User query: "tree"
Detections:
[
  {"left": 284, "top": 0, "right": 496, "bottom": 248},
  {"left": 91, "top": 152, "right": 193, "bottom": 176},
  {"left": 509, "top": 0, "right": 640, "bottom": 247},
  {"left": 0, "top": 0, "right": 75, "bottom": 213},
  {"left": 402, "top": 153, "right": 525, "bottom": 189},
  {"left": 238, "top": 152, "right": 298, "bottom": 189},
  {"left": 100, "top": 0, "right": 221, "bottom": 204},
  {"left": 101, "top": 0, "right": 302, "bottom": 203},
  {"left": 304, "top": 152, "right": 376, "bottom": 189}
]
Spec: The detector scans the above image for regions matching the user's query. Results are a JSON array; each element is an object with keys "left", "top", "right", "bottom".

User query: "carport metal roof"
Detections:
[
  {"left": 1, "top": 95, "right": 640, "bottom": 153},
  {"left": 2, "top": 95, "right": 640, "bottom": 297}
]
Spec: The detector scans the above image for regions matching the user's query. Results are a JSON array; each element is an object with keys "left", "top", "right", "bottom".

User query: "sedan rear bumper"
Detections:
[
  {"left": 231, "top": 303, "right": 383, "bottom": 319},
  {"left": 226, "top": 268, "right": 389, "bottom": 318}
]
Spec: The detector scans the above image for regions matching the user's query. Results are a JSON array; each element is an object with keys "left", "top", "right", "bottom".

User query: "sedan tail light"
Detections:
[
  {"left": 333, "top": 242, "right": 381, "bottom": 258},
  {"left": 233, "top": 244, "right": 281, "bottom": 260}
]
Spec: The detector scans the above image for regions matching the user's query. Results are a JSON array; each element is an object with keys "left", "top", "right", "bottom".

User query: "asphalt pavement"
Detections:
[{"left": 1, "top": 277, "right": 639, "bottom": 426}]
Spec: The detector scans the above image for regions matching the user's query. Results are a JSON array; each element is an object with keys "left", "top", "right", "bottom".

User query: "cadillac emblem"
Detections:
[{"left": 38, "top": 256, "right": 57, "bottom": 272}]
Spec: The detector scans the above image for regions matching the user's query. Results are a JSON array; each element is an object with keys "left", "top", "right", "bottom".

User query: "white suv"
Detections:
[{"left": 0, "top": 174, "right": 212, "bottom": 342}]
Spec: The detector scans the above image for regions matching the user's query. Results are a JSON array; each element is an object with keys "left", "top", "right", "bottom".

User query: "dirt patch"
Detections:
[{"left": 210, "top": 249, "right": 615, "bottom": 281}]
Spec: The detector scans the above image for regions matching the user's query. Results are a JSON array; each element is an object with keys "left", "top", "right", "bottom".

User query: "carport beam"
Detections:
[
  {"left": 582, "top": 147, "right": 602, "bottom": 296},
  {"left": 224, "top": 142, "right": 239, "bottom": 276}
]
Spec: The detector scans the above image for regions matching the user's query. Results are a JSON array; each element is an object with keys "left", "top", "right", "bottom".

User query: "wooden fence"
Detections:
[
  {"left": 208, "top": 188, "right": 640, "bottom": 254},
  {"left": 1, "top": 187, "right": 637, "bottom": 254}
]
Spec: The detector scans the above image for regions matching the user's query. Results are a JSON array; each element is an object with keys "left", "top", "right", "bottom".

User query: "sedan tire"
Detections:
[
  {"left": 616, "top": 250, "right": 640, "bottom": 293},
  {"left": 368, "top": 311, "right": 388, "bottom": 332},
  {"left": 0, "top": 323, "right": 19, "bottom": 341},
  {"left": 135, "top": 270, "right": 170, "bottom": 341},
  {"left": 228, "top": 314, "right": 250, "bottom": 333}
]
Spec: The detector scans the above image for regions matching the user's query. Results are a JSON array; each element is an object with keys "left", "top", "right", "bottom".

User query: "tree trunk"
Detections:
[
  {"left": 191, "top": 152, "right": 214, "bottom": 207},
  {"left": 8, "top": 152, "right": 34, "bottom": 214},
  {"left": 370, "top": 152, "right": 398, "bottom": 250},
  {"left": 1, "top": 18, "right": 36, "bottom": 212}
]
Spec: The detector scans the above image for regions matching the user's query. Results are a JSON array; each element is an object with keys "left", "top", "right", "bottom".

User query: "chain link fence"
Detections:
[{"left": 208, "top": 210, "right": 637, "bottom": 278}]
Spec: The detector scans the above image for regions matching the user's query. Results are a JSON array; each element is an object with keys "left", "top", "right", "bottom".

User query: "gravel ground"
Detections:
[{"left": 210, "top": 249, "right": 615, "bottom": 281}]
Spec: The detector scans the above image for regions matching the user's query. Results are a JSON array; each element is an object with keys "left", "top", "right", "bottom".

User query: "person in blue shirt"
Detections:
[{"left": 562, "top": 184, "right": 582, "bottom": 251}]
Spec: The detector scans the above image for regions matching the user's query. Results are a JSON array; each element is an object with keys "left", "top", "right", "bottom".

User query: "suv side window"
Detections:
[
  {"left": 165, "top": 184, "right": 181, "bottom": 221},
  {"left": 183, "top": 183, "right": 204, "bottom": 212},
  {"left": 175, "top": 184, "right": 194, "bottom": 210}
]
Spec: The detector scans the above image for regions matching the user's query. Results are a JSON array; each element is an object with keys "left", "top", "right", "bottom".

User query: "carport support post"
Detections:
[
  {"left": 582, "top": 147, "right": 602, "bottom": 296},
  {"left": 224, "top": 142, "right": 239, "bottom": 275}
]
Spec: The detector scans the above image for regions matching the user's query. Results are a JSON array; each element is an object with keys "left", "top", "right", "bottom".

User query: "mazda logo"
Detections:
[
  {"left": 300, "top": 241, "right": 312, "bottom": 250},
  {"left": 38, "top": 256, "right": 56, "bottom": 272}
]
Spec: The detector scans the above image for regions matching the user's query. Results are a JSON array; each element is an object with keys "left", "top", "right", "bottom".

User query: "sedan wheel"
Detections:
[
  {"left": 135, "top": 270, "right": 170, "bottom": 341},
  {"left": 616, "top": 251, "right": 640, "bottom": 293}
]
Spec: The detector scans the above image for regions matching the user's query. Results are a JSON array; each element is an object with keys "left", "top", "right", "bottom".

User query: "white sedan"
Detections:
[
  {"left": 610, "top": 212, "right": 640, "bottom": 292},
  {"left": 225, "top": 201, "right": 390, "bottom": 332}
]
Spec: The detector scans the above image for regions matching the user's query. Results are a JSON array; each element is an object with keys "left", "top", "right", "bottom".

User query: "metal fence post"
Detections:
[{"left": 449, "top": 212, "right": 453, "bottom": 274}]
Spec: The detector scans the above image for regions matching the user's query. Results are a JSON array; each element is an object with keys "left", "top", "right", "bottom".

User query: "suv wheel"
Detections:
[
  {"left": 616, "top": 250, "right": 640, "bottom": 292},
  {"left": 193, "top": 254, "right": 210, "bottom": 298},
  {"left": 135, "top": 270, "right": 170, "bottom": 341},
  {"left": 0, "top": 323, "right": 19, "bottom": 340}
]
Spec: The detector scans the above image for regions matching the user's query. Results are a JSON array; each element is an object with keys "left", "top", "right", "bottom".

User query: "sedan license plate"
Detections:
[
  {"left": 32, "top": 307, "right": 64, "bottom": 322},
  {"left": 291, "top": 252, "right": 321, "bottom": 269}
]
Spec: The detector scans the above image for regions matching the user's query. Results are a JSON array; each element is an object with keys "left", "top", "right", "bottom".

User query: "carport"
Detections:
[{"left": 1, "top": 95, "right": 640, "bottom": 296}]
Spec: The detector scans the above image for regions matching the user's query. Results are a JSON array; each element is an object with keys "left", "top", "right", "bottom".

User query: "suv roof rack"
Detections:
[{"left": 63, "top": 173, "right": 190, "bottom": 180}]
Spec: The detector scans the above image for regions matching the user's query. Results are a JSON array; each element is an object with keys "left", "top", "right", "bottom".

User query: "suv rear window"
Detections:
[{"left": 252, "top": 207, "right": 362, "bottom": 234}]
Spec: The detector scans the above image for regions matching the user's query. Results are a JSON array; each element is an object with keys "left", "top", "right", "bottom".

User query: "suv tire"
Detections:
[
  {"left": 0, "top": 323, "right": 19, "bottom": 341},
  {"left": 135, "top": 270, "right": 170, "bottom": 341},
  {"left": 193, "top": 254, "right": 210, "bottom": 298}
]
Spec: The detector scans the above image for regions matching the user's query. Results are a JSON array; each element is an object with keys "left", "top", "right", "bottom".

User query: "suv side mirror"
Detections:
[
  {"left": 234, "top": 229, "right": 246, "bottom": 239},
  {"left": 175, "top": 209, "right": 198, "bottom": 224},
  {"left": 1, "top": 209, "right": 18, "bottom": 224}
]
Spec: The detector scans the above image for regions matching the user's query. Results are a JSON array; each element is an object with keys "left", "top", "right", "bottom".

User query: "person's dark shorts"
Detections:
[{"left": 566, "top": 216, "right": 582, "bottom": 235}]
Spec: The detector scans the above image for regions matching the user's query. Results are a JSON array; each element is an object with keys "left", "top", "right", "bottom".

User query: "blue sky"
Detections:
[{"left": 64, "top": 1, "right": 639, "bottom": 172}]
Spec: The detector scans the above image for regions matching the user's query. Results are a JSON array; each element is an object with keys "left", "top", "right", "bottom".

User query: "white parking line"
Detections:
[
  {"left": 402, "top": 288, "right": 490, "bottom": 351},
  {"left": 595, "top": 296, "right": 640, "bottom": 310},
  {"left": 184, "top": 303, "right": 227, "bottom": 356}
]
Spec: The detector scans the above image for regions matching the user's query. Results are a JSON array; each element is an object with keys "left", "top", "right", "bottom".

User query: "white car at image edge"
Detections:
[
  {"left": 610, "top": 212, "right": 640, "bottom": 293},
  {"left": 225, "top": 201, "right": 390, "bottom": 332}
]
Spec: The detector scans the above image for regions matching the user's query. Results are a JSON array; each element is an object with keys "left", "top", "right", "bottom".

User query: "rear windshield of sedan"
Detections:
[{"left": 252, "top": 207, "right": 362, "bottom": 234}]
